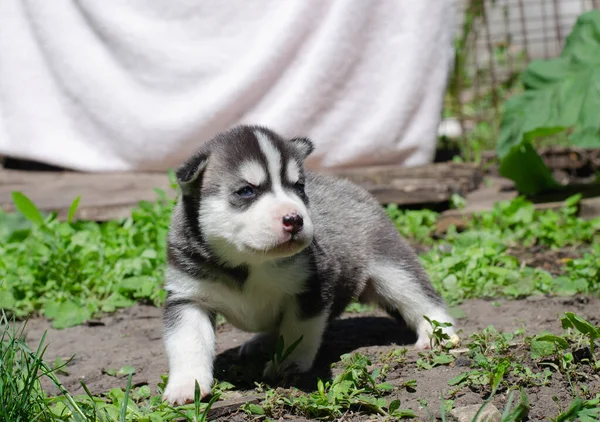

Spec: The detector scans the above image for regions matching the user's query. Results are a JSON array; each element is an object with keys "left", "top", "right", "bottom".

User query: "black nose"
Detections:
[{"left": 282, "top": 214, "right": 303, "bottom": 235}]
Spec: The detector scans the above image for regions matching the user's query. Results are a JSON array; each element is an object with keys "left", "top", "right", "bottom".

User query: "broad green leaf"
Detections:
[
  {"left": 432, "top": 352, "right": 455, "bottom": 366},
  {"left": 376, "top": 382, "right": 394, "bottom": 391},
  {"left": 117, "top": 365, "right": 136, "bottom": 376},
  {"left": 11, "top": 191, "right": 45, "bottom": 226},
  {"left": 534, "top": 334, "right": 570, "bottom": 350},
  {"left": 245, "top": 404, "right": 264, "bottom": 415},
  {"left": 448, "top": 371, "right": 470, "bottom": 386},
  {"left": 496, "top": 10, "right": 600, "bottom": 191},
  {"left": 498, "top": 142, "right": 560, "bottom": 195},
  {"left": 45, "top": 300, "right": 93, "bottom": 329},
  {"left": 389, "top": 399, "right": 401, "bottom": 414},
  {"left": 0, "top": 290, "right": 16, "bottom": 309},
  {"left": 530, "top": 339, "right": 557, "bottom": 360},
  {"left": 561, "top": 312, "right": 599, "bottom": 337}
]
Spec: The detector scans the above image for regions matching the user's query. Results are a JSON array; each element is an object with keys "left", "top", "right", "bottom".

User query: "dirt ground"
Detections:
[{"left": 25, "top": 295, "right": 600, "bottom": 421}]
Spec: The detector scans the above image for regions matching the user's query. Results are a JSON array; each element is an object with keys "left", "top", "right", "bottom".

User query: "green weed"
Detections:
[
  {"left": 248, "top": 353, "right": 415, "bottom": 420},
  {"left": 1, "top": 191, "right": 174, "bottom": 328},
  {"left": 0, "top": 313, "right": 231, "bottom": 421}
]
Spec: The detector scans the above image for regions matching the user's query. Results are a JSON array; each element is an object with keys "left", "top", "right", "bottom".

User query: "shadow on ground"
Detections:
[{"left": 213, "top": 316, "right": 417, "bottom": 392}]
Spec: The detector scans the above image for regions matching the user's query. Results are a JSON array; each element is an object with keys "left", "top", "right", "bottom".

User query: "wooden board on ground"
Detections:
[
  {"left": 0, "top": 162, "right": 484, "bottom": 221},
  {"left": 322, "top": 162, "right": 483, "bottom": 205},
  {"left": 0, "top": 169, "right": 174, "bottom": 221}
]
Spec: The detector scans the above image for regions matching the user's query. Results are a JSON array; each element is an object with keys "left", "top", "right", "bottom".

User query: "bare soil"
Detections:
[{"left": 25, "top": 294, "right": 600, "bottom": 421}]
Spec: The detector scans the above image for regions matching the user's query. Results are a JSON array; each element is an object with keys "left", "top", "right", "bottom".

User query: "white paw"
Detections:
[
  {"left": 414, "top": 322, "right": 459, "bottom": 350},
  {"left": 162, "top": 374, "right": 212, "bottom": 405},
  {"left": 414, "top": 335, "right": 433, "bottom": 350}
]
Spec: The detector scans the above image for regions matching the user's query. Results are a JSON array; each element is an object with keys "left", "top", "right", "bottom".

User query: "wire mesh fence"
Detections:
[{"left": 447, "top": 0, "right": 599, "bottom": 153}]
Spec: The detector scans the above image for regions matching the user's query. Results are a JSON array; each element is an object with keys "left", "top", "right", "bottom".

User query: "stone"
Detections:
[{"left": 450, "top": 403, "right": 502, "bottom": 422}]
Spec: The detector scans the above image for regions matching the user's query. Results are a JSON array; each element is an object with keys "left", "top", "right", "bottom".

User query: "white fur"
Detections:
[
  {"left": 163, "top": 258, "right": 314, "bottom": 403},
  {"left": 162, "top": 294, "right": 215, "bottom": 404},
  {"left": 198, "top": 193, "right": 312, "bottom": 266},
  {"left": 165, "top": 262, "right": 310, "bottom": 334},
  {"left": 254, "top": 130, "right": 313, "bottom": 230},
  {"left": 254, "top": 130, "right": 283, "bottom": 186},
  {"left": 238, "top": 160, "right": 267, "bottom": 186},
  {"left": 264, "top": 302, "right": 329, "bottom": 378},
  {"left": 366, "top": 261, "right": 455, "bottom": 349},
  {"left": 197, "top": 131, "right": 314, "bottom": 266},
  {"left": 285, "top": 160, "right": 300, "bottom": 184}
]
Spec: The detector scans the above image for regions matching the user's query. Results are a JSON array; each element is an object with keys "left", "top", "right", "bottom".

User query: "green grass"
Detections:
[
  {"left": 0, "top": 190, "right": 175, "bottom": 328},
  {"left": 1, "top": 190, "right": 599, "bottom": 328},
  {"left": 1, "top": 188, "right": 599, "bottom": 420},
  {"left": 0, "top": 311, "right": 229, "bottom": 421},
  {"left": 0, "top": 312, "right": 57, "bottom": 421},
  {"left": 387, "top": 194, "right": 600, "bottom": 306},
  {"left": 2, "top": 310, "right": 598, "bottom": 421}
]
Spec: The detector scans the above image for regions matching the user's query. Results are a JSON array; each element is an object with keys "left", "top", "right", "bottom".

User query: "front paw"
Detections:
[
  {"left": 162, "top": 373, "right": 212, "bottom": 405},
  {"left": 415, "top": 322, "right": 459, "bottom": 350}
]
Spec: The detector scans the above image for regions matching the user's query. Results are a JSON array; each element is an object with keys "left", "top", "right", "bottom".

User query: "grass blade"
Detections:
[
  {"left": 119, "top": 372, "right": 134, "bottom": 422},
  {"left": 67, "top": 196, "right": 81, "bottom": 223}
]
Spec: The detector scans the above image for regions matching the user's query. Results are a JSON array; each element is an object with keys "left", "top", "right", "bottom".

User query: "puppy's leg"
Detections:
[
  {"left": 263, "top": 301, "right": 328, "bottom": 379},
  {"left": 366, "top": 260, "right": 455, "bottom": 349},
  {"left": 239, "top": 332, "right": 277, "bottom": 359},
  {"left": 162, "top": 299, "right": 216, "bottom": 405}
]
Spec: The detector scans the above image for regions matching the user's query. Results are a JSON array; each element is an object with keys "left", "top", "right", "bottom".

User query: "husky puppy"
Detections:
[{"left": 162, "top": 125, "right": 455, "bottom": 405}]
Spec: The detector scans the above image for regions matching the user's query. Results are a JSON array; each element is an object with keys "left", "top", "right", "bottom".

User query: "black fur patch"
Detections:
[
  {"left": 163, "top": 296, "right": 197, "bottom": 332},
  {"left": 177, "top": 151, "right": 208, "bottom": 184},
  {"left": 290, "top": 137, "right": 314, "bottom": 159}
]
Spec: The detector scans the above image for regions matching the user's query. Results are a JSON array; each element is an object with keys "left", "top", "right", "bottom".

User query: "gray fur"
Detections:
[
  {"left": 296, "top": 171, "right": 444, "bottom": 320},
  {"left": 162, "top": 125, "right": 454, "bottom": 403}
]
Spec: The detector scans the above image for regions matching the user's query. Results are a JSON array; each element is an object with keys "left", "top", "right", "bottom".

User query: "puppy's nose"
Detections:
[{"left": 282, "top": 213, "right": 303, "bottom": 235}]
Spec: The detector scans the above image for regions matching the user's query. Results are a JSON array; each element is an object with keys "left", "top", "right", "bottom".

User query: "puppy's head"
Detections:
[{"left": 177, "top": 125, "right": 315, "bottom": 266}]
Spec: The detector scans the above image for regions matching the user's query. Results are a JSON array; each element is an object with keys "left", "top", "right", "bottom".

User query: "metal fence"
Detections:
[{"left": 448, "top": 0, "right": 599, "bottom": 140}]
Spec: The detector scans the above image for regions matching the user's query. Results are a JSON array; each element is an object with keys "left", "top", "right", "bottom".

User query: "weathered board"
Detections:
[
  {"left": 0, "top": 162, "right": 483, "bottom": 221},
  {"left": 322, "top": 162, "right": 483, "bottom": 205},
  {"left": 0, "top": 169, "right": 174, "bottom": 221}
]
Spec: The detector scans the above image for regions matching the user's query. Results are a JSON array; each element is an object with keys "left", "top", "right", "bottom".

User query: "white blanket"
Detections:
[{"left": 0, "top": 0, "right": 455, "bottom": 172}]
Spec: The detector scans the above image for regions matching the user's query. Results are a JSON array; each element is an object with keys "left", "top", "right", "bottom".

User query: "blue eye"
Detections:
[{"left": 236, "top": 186, "right": 255, "bottom": 198}]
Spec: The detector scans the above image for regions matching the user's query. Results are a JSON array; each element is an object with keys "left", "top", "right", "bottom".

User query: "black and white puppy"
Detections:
[{"left": 162, "top": 125, "right": 456, "bottom": 405}]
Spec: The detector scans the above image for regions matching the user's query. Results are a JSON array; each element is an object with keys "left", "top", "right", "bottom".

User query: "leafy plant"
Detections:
[
  {"left": 422, "top": 316, "right": 455, "bottom": 349},
  {"left": 0, "top": 311, "right": 88, "bottom": 421},
  {"left": 551, "top": 396, "right": 600, "bottom": 422},
  {"left": 561, "top": 312, "right": 599, "bottom": 362},
  {"left": 497, "top": 10, "right": 600, "bottom": 194},
  {"left": 1, "top": 191, "right": 174, "bottom": 328},
  {"left": 253, "top": 353, "right": 414, "bottom": 420},
  {"left": 499, "top": 388, "right": 530, "bottom": 422},
  {"left": 269, "top": 334, "right": 304, "bottom": 374}
]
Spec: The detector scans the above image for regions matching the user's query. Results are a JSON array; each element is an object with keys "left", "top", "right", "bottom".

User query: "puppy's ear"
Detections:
[
  {"left": 176, "top": 150, "right": 209, "bottom": 195},
  {"left": 290, "top": 137, "right": 314, "bottom": 160}
]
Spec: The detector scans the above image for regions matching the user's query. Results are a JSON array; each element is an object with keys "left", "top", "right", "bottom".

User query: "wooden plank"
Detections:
[
  {"left": 363, "top": 178, "right": 472, "bottom": 205},
  {"left": 323, "top": 162, "right": 483, "bottom": 190},
  {"left": 480, "top": 147, "right": 600, "bottom": 171},
  {"left": 206, "top": 393, "right": 263, "bottom": 419},
  {"left": 0, "top": 162, "right": 484, "bottom": 221},
  {"left": 0, "top": 169, "right": 173, "bottom": 221},
  {"left": 325, "top": 162, "right": 483, "bottom": 205}
]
